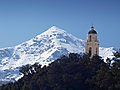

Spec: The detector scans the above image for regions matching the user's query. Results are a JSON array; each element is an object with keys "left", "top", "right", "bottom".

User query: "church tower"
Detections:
[{"left": 85, "top": 26, "right": 99, "bottom": 58}]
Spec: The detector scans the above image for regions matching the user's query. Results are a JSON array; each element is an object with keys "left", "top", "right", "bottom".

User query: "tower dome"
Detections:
[{"left": 88, "top": 26, "right": 97, "bottom": 34}]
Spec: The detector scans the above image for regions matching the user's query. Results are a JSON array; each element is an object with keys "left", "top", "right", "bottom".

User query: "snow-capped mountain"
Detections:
[{"left": 0, "top": 26, "right": 115, "bottom": 85}]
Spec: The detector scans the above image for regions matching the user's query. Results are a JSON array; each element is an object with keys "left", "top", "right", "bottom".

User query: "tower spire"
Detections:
[
  {"left": 91, "top": 26, "right": 94, "bottom": 30},
  {"left": 91, "top": 24, "right": 94, "bottom": 30}
]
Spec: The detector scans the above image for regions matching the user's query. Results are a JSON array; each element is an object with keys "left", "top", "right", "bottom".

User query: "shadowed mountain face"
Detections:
[{"left": 0, "top": 26, "right": 115, "bottom": 85}]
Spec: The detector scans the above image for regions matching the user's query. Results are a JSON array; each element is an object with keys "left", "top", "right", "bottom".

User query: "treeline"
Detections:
[{"left": 0, "top": 51, "right": 120, "bottom": 90}]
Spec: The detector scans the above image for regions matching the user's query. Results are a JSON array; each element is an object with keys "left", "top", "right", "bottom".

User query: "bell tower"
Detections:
[{"left": 85, "top": 26, "right": 99, "bottom": 58}]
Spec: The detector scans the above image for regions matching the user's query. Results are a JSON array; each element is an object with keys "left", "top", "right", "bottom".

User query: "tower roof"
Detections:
[{"left": 88, "top": 26, "right": 97, "bottom": 34}]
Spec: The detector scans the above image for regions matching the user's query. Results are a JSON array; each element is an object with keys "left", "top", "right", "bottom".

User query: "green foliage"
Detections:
[
  {"left": 0, "top": 52, "right": 120, "bottom": 90},
  {"left": 19, "top": 63, "right": 41, "bottom": 75}
]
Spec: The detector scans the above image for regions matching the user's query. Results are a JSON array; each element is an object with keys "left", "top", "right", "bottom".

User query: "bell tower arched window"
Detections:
[
  {"left": 89, "top": 35, "right": 91, "bottom": 41},
  {"left": 89, "top": 47, "right": 92, "bottom": 57},
  {"left": 96, "top": 48, "right": 97, "bottom": 55}
]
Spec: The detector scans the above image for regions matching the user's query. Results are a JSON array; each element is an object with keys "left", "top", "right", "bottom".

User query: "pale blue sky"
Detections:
[{"left": 0, "top": 0, "right": 120, "bottom": 48}]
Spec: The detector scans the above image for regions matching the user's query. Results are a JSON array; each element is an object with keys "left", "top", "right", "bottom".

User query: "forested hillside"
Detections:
[{"left": 0, "top": 51, "right": 120, "bottom": 90}]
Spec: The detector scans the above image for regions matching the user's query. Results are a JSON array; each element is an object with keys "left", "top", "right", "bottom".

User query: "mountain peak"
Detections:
[
  {"left": 50, "top": 26, "right": 59, "bottom": 30},
  {"left": 39, "top": 26, "right": 67, "bottom": 38},
  {"left": 46, "top": 26, "right": 66, "bottom": 33}
]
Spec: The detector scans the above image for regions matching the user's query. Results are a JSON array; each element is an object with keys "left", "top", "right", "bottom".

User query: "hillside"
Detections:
[{"left": 1, "top": 52, "right": 120, "bottom": 90}]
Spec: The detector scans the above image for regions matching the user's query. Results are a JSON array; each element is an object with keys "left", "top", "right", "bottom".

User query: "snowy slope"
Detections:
[
  {"left": 99, "top": 47, "right": 115, "bottom": 60},
  {"left": 0, "top": 26, "right": 115, "bottom": 85}
]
